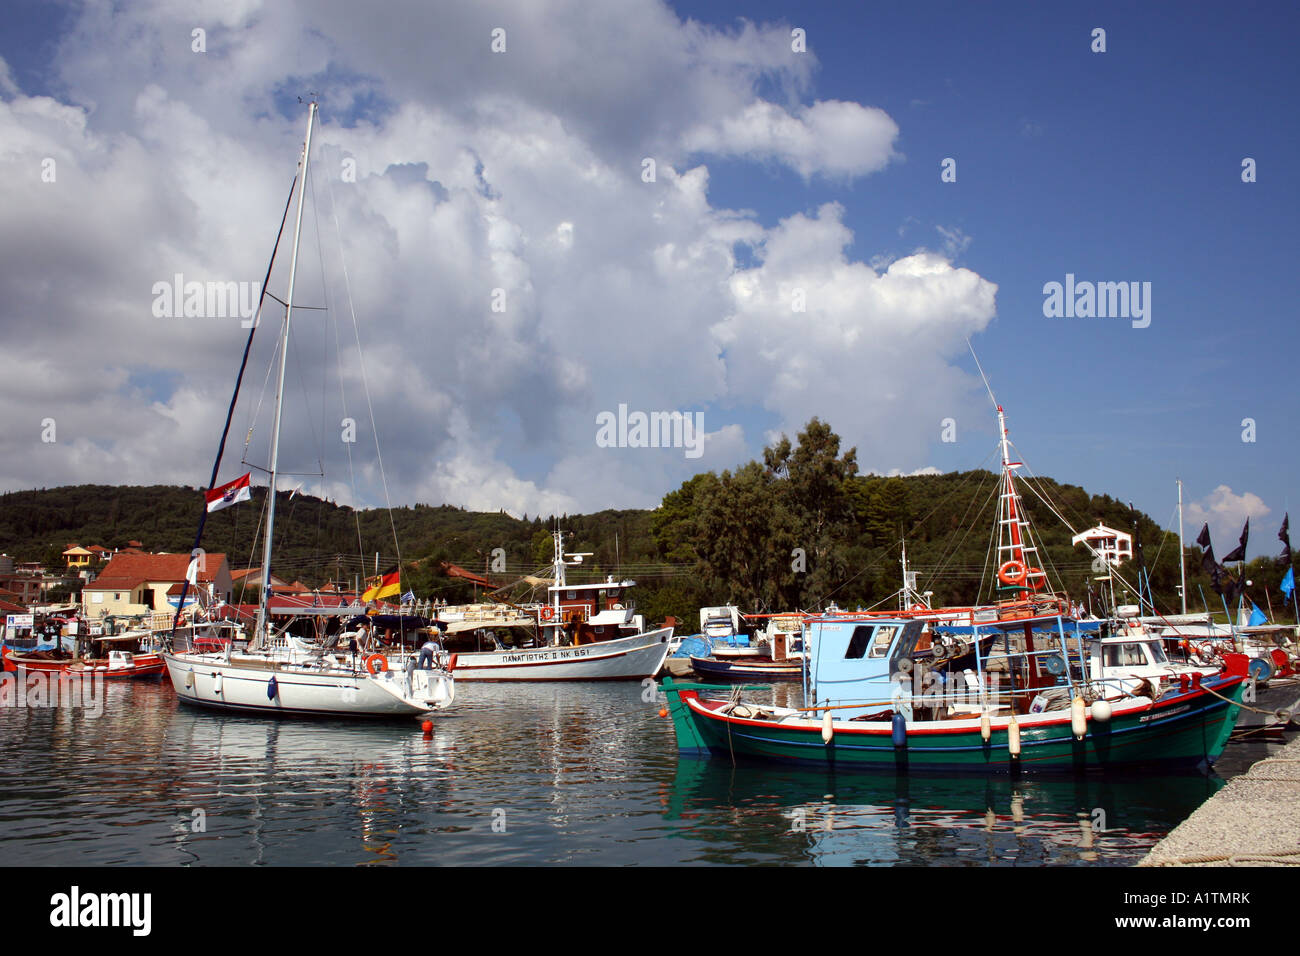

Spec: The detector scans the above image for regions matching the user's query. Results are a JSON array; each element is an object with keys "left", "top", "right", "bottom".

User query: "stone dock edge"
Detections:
[{"left": 1140, "top": 733, "right": 1300, "bottom": 867}]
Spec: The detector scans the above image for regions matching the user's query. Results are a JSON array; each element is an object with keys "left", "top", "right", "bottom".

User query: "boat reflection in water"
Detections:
[
  {"left": 660, "top": 756, "right": 1224, "bottom": 866},
  {"left": 0, "top": 678, "right": 1241, "bottom": 867}
]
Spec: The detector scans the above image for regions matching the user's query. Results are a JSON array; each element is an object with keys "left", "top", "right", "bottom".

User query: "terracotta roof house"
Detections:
[
  {"left": 81, "top": 551, "right": 233, "bottom": 618},
  {"left": 231, "top": 568, "right": 289, "bottom": 589}
]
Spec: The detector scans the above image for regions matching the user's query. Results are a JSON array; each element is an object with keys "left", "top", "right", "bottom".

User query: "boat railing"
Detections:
[{"left": 804, "top": 633, "right": 1146, "bottom": 717}]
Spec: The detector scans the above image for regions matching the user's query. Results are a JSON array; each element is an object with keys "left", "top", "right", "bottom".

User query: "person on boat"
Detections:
[{"left": 417, "top": 625, "right": 445, "bottom": 669}]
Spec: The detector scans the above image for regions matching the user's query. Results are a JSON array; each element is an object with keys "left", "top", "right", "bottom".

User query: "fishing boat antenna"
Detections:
[{"left": 965, "top": 337, "right": 999, "bottom": 411}]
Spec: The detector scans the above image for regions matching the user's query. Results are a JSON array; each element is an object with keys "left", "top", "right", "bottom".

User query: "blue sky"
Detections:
[
  {"left": 673, "top": 0, "right": 1300, "bottom": 545},
  {"left": 0, "top": 0, "right": 1295, "bottom": 556}
]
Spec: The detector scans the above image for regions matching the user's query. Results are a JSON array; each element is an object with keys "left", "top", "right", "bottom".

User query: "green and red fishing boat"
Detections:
[
  {"left": 661, "top": 631, "right": 1248, "bottom": 774},
  {"left": 661, "top": 402, "right": 1247, "bottom": 773}
]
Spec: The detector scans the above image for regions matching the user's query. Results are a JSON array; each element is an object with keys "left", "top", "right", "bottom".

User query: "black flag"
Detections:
[
  {"left": 1196, "top": 523, "right": 1216, "bottom": 573},
  {"left": 1280, "top": 514, "right": 1292, "bottom": 566},
  {"left": 1222, "top": 519, "right": 1249, "bottom": 564},
  {"left": 1196, "top": 523, "right": 1225, "bottom": 595}
]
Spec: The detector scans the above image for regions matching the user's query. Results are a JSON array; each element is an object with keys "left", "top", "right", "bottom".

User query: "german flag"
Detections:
[{"left": 363, "top": 567, "right": 401, "bottom": 602}]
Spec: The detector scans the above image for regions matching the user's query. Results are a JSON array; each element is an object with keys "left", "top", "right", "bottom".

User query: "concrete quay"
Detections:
[{"left": 1141, "top": 733, "right": 1300, "bottom": 866}]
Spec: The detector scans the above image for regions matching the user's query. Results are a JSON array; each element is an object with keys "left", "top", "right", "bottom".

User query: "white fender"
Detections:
[
  {"left": 1007, "top": 716, "right": 1020, "bottom": 757},
  {"left": 1071, "top": 696, "right": 1087, "bottom": 740},
  {"left": 213, "top": 671, "right": 223, "bottom": 695},
  {"left": 821, "top": 711, "right": 834, "bottom": 744}
]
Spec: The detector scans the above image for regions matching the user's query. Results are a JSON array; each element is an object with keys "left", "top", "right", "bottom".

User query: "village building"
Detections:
[
  {"left": 80, "top": 551, "right": 233, "bottom": 618},
  {"left": 62, "top": 545, "right": 96, "bottom": 570},
  {"left": 1071, "top": 523, "right": 1133, "bottom": 568}
]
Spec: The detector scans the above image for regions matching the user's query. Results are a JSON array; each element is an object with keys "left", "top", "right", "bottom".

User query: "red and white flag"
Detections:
[{"left": 205, "top": 473, "right": 252, "bottom": 513}]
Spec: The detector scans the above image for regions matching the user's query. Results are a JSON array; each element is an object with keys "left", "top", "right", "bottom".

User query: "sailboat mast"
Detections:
[
  {"left": 1176, "top": 478, "right": 1187, "bottom": 615},
  {"left": 255, "top": 101, "right": 317, "bottom": 645}
]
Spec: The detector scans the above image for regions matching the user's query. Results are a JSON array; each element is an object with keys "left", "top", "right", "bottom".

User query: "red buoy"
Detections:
[{"left": 421, "top": 720, "right": 433, "bottom": 738}]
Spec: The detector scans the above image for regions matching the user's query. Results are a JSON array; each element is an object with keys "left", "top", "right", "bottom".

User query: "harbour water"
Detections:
[{"left": 0, "top": 678, "right": 1286, "bottom": 866}]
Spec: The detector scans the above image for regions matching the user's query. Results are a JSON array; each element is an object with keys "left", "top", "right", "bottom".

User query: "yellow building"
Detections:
[
  {"left": 81, "top": 551, "right": 233, "bottom": 618},
  {"left": 62, "top": 545, "right": 95, "bottom": 569}
]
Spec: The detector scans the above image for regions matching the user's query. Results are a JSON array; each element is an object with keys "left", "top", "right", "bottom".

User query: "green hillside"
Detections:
[{"left": 3, "top": 420, "right": 1283, "bottom": 625}]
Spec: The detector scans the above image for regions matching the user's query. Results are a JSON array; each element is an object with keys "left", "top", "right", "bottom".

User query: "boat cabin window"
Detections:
[
  {"left": 1102, "top": 643, "right": 1147, "bottom": 668},
  {"left": 869, "top": 626, "right": 899, "bottom": 658},
  {"left": 565, "top": 590, "right": 577, "bottom": 600},
  {"left": 1146, "top": 641, "right": 1168, "bottom": 664},
  {"left": 888, "top": 621, "right": 925, "bottom": 666},
  {"left": 845, "top": 625, "right": 874, "bottom": 659},
  {"left": 845, "top": 624, "right": 903, "bottom": 660}
]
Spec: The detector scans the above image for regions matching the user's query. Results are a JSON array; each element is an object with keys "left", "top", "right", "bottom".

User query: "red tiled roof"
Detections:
[
  {"left": 441, "top": 561, "right": 489, "bottom": 586},
  {"left": 85, "top": 552, "right": 228, "bottom": 591}
]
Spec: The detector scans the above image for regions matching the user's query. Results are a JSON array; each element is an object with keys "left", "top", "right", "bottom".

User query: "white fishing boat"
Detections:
[
  {"left": 443, "top": 529, "right": 672, "bottom": 680},
  {"left": 161, "top": 101, "right": 453, "bottom": 718}
]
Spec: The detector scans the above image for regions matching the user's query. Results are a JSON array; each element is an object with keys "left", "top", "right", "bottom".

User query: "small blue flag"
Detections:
[
  {"left": 1247, "top": 604, "right": 1267, "bottom": 627},
  {"left": 1282, "top": 567, "right": 1295, "bottom": 599}
]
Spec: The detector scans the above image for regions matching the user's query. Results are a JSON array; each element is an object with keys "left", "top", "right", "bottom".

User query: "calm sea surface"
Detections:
[{"left": 0, "top": 677, "right": 1286, "bottom": 866}]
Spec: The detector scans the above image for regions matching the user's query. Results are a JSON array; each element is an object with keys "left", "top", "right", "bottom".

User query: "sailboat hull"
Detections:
[{"left": 163, "top": 652, "right": 452, "bottom": 718}]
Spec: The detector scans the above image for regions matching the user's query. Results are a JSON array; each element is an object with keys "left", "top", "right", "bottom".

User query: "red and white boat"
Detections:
[{"left": 2, "top": 633, "right": 165, "bottom": 679}]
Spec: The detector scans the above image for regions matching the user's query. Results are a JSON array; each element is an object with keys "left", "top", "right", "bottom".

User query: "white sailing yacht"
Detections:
[{"left": 162, "top": 101, "right": 454, "bottom": 718}]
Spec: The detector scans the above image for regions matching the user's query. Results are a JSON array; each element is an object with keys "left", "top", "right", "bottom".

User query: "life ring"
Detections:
[
  {"left": 1025, "top": 567, "right": 1045, "bottom": 591},
  {"left": 1198, "top": 642, "right": 1217, "bottom": 661},
  {"left": 998, "top": 560, "right": 1027, "bottom": 586},
  {"left": 541, "top": 606, "right": 554, "bottom": 621},
  {"left": 909, "top": 603, "right": 926, "bottom": 612},
  {"left": 446, "top": 654, "right": 458, "bottom": 672},
  {"left": 365, "top": 653, "right": 388, "bottom": 676}
]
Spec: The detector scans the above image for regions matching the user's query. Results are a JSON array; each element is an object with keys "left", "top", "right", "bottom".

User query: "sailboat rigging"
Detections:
[{"left": 161, "top": 101, "right": 454, "bottom": 718}]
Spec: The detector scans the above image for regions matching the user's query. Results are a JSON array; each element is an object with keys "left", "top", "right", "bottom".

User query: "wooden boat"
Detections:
[
  {"left": 660, "top": 404, "right": 1247, "bottom": 773},
  {"left": 441, "top": 528, "right": 671, "bottom": 681},
  {"left": 689, "top": 655, "right": 803, "bottom": 682},
  {"left": 662, "top": 612, "right": 1249, "bottom": 774},
  {"left": 3, "top": 645, "right": 164, "bottom": 679},
  {"left": 689, "top": 613, "right": 805, "bottom": 681}
]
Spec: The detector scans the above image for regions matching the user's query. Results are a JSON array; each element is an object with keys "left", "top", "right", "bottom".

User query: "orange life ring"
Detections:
[
  {"left": 998, "top": 560, "right": 1027, "bottom": 586},
  {"left": 909, "top": 603, "right": 926, "bottom": 612},
  {"left": 364, "top": 653, "right": 388, "bottom": 676},
  {"left": 1025, "top": 567, "right": 1045, "bottom": 591},
  {"left": 541, "top": 606, "right": 554, "bottom": 621}
]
